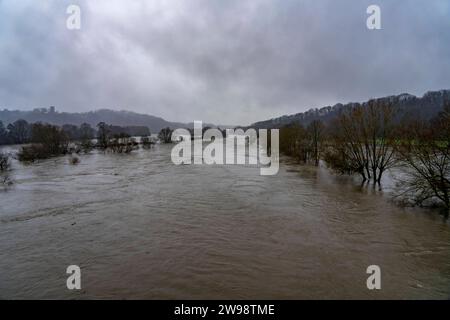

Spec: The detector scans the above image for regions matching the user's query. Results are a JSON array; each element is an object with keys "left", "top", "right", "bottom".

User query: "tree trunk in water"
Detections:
[
  {"left": 372, "top": 168, "right": 377, "bottom": 185},
  {"left": 377, "top": 169, "right": 384, "bottom": 185}
]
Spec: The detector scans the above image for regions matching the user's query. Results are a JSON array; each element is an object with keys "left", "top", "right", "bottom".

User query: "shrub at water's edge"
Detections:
[
  {"left": 0, "top": 152, "right": 10, "bottom": 171},
  {"left": 18, "top": 123, "right": 69, "bottom": 162}
]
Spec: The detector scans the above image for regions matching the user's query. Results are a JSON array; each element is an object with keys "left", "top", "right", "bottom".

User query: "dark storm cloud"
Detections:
[{"left": 0, "top": 0, "right": 449, "bottom": 124}]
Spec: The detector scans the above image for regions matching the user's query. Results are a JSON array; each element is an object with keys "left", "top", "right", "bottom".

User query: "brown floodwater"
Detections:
[{"left": 0, "top": 144, "right": 449, "bottom": 299}]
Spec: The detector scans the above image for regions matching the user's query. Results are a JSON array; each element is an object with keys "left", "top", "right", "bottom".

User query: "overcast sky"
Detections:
[{"left": 0, "top": 0, "right": 449, "bottom": 125}]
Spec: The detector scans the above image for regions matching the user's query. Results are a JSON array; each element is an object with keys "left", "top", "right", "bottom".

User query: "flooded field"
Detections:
[{"left": 0, "top": 144, "right": 449, "bottom": 299}]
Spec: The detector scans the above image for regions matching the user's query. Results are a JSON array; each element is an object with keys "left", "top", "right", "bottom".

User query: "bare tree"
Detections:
[
  {"left": 141, "top": 136, "right": 154, "bottom": 149},
  {"left": 325, "top": 106, "right": 370, "bottom": 181},
  {"left": 0, "top": 121, "right": 8, "bottom": 145},
  {"left": 364, "top": 100, "right": 398, "bottom": 184},
  {"left": 97, "top": 122, "right": 110, "bottom": 149},
  {"left": 396, "top": 105, "right": 450, "bottom": 214},
  {"left": 7, "top": 119, "right": 30, "bottom": 144},
  {"left": 158, "top": 127, "right": 173, "bottom": 143},
  {"left": 109, "top": 134, "right": 136, "bottom": 153},
  {"left": 0, "top": 152, "right": 9, "bottom": 171},
  {"left": 324, "top": 101, "right": 397, "bottom": 184},
  {"left": 18, "top": 123, "right": 69, "bottom": 162},
  {"left": 307, "top": 120, "right": 324, "bottom": 166},
  {"left": 280, "top": 124, "right": 310, "bottom": 162}
]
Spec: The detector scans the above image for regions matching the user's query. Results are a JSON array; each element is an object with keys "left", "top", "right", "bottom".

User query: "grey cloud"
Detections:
[{"left": 0, "top": 0, "right": 449, "bottom": 125}]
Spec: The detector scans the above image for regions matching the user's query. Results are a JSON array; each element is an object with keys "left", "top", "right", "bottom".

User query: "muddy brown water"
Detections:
[{"left": 0, "top": 144, "right": 449, "bottom": 299}]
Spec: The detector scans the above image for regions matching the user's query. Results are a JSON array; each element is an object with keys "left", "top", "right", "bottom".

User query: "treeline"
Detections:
[
  {"left": 156, "top": 126, "right": 228, "bottom": 143},
  {"left": 278, "top": 99, "right": 450, "bottom": 214},
  {"left": 17, "top": 123, "right": 73, "bottom": 162},
  {"left": 96, "top": 122, "right": 155, "bottom": 153},
  {"left": 0, "top": 119, "right": 150, "bottom": 145},
  {"left": 0, "top": 120, "right": 154, "bottom": 163}
]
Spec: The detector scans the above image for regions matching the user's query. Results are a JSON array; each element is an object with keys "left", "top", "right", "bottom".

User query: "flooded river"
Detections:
[{"left": 0, "top": 144, "right": 449, "bottom": 299}]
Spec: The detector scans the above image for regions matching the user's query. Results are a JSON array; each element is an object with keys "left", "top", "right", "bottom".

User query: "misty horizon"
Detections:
[{"left": 1, "top": 87, "right": 449, "bottom": 127}]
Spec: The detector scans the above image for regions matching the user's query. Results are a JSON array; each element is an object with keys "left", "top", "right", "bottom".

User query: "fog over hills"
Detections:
[
  {"left": 1, "top": 89, "right": 449, "bottom": 132},
  {"left": 252, "top": 89, "right": 450, "bottom": 129},
  {"left": 0, "top": 108, "right": 208, "bottom": 133}
]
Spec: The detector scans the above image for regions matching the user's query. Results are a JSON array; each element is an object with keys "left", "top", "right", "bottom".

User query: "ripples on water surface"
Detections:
[{"left": 0, "top": 144, "right": 449, "bottom": 299}]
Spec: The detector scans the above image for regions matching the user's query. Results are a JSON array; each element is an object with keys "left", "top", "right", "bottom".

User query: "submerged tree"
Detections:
[
  {"left": 324, "top": 100, "right": 397, "bottom": 184},
  {"left": 79, "top": 123, "right": 95, "bottom": 153},
  {"left": 7, "top": 119, "right": 31, "bottom": 144},
  {"left": 324, "top": 106, "right": 369, "bottom": 180},
  {"left": 307, "top": 120, "right": 325, "bottom": 166},
  {"left": 0, "top": 152, "right": 9, "bottom": 171},
  {"left": 108, "top": 133, "right": 137, "bottom": 153},
  {"left": 279, "top": 121, "right": 326, "bottom": 165},
  {"left": 18, "top": 123, "right": 69, "bottom": 162},
  {"left": 31, "top": 123, "right": 69, "bottom": 154},
  {"left": 97, "top": 122, "right": 110, "bottom": 149},
  {"left": 395, "top": 104, "right": 450, "bottom": 214},
  {"left": 158, "top": 127, "right": 173, "bottom": 143},
  {"left": 141, "top": 136, "right": 154, "bottom": 149},
  {"left": 0, "top": 121, "right": 8, "bottom": 145},
  {"left": 61, "top": 124, "right": 80, "bottom": 141},
  {"left": 364, "top": 100, "right": 398, "bottom": 184},
  {"left": 279, "top": 123, "right": 310, "bottom": 162}
]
